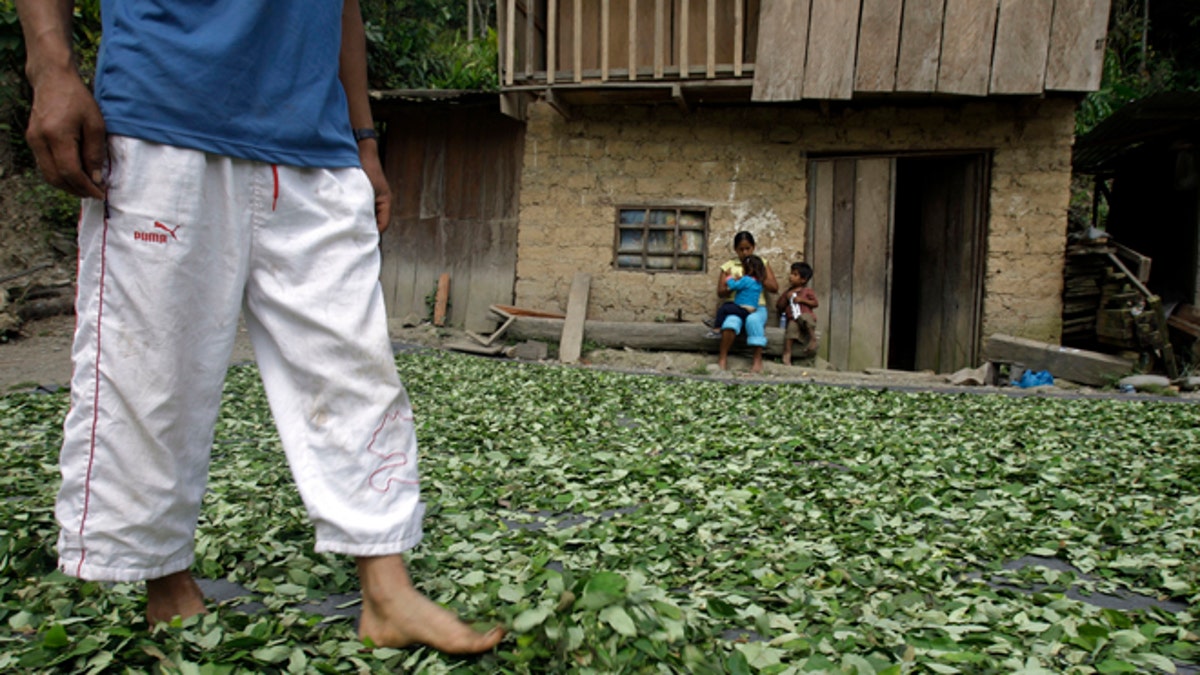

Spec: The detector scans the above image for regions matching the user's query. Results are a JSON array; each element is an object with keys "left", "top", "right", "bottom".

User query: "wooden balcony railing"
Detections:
[{"left": 500, "top": 0, "right": 758, "bottom": 89}]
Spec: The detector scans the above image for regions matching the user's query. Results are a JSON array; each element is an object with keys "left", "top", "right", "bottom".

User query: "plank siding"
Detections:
[
  {"left": 894, "top": 0, "right": 944, "bottom": 92},
  {"left": 379, "top": 106, "right": 522, "bottom": 332},
  {"left": 804, "top": 0, "right": 861, "bottom": 99},
  {"left": 855, "top": 0, "right": 903, "bottom": 93},
  {"left": 751, "top": 0, "right": 810, "bottom": 101},
  {"left": 990, "top": 0, "right": 1054, "bottom": 94},
  {"left": 1045, "top": 0, "right": 1112, "bottom": 91},
  {"left": 937, "top": 0, "right": 999, "bottom": 96},
  {"left": 506, "top": 0, "right": 1109, "bottom": 97}
]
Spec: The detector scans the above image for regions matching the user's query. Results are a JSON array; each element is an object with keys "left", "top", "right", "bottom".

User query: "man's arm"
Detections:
[
  {"left": 15, "top": 0, "right": 107, "bottom": 199},
  {"left": 339, "top": 0, "right": 392, "bottom": 233}
]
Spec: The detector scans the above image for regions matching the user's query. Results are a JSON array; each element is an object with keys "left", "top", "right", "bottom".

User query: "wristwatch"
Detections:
[{"left": 353, "top": 128, "right": 378, "bottom": 142}]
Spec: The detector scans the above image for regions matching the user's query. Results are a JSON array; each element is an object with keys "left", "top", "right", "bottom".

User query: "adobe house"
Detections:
[{"left": 376, "top": 0, "right": 1112, "bottom": 374}]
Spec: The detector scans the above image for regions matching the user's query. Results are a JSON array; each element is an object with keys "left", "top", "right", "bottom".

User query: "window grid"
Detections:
[{"left": 613, "top": 206, "right": 708, "bottom": 273}]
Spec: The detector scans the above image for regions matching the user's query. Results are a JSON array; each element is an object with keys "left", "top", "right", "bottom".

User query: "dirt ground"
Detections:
[{"left": 4, "top": 311, "right": 1196, "bottom": 402}]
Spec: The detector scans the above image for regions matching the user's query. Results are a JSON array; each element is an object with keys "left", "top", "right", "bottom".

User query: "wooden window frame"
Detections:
[{"left": 613, "top": 205, "right": 709, "bottom": 273}]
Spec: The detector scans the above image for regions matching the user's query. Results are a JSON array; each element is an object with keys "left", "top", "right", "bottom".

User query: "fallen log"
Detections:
[{"left": 506, "top": 316, "right": 785, "bottom": 356}]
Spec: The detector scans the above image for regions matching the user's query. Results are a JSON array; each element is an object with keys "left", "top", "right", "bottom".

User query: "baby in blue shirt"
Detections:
[{"left": 712, "top": 254, "right": 765, "bottom": 329}]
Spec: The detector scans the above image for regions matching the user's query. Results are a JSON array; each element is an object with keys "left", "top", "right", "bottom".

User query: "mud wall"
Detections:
[{"left": 515, "top": 97, "right": 1076, "bottom": 344}]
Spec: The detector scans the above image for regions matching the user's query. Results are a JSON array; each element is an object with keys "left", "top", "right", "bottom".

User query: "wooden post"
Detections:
[
  {"left": 547, "top": 0, "right": 557, "bottom": 83},
  {"left": 574, "top": 0, "right": 583, "bottom": 82},
  {"left": 654, "top": 0, "right": 664, "bottom": 78},
  {"left": 707, "top": 0, "right": 716, "bottom": 78},
  {"left": 601, "top": 0, "right": 610, "bottom": 81},
  {"left": 504, "top": 0, "right": 515, "bottom": 85},
  {"left": 734, "top": 0, "right": 743, "bottom": 76},
  {"left": 525, "top": 0, "right": 535, "bottom": 78},
  {"left": 433, "top": 273, "right": 451, "bottom": 327},
  {"left": 629, "top": 0, "right": 638, "bottom": 81},
  {"left": 680, "top": 0, "right": 689, "bottom": 78}
]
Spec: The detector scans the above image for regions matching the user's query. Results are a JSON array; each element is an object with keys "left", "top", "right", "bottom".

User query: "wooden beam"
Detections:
[
  {"left": 983, "top": 333, "right": 1133, "bottom": 386},
  {"left": 545, "top": 87, "right": 572, "bottom": 119},
  {"left": 509, "top": 316, "right": 788, "bottom": 355},
  {"left": 559, "top": 273, "right": 591, "bottom": 363},
  {"left": 671, "top": 83, "right": 690, "bottom": 113}
]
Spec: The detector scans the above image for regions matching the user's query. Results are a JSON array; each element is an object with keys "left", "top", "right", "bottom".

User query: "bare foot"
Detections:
[
  {"left": 782, "top": 352, "right": 792, "bottom": 366},
  {"left": 146, "top": 570, "right": 207, "bottom": 625},
  {"left": 357, "top": 555, "right": 504, "bottom": 654},
  {"left": 751, "top": 348, "right": 763, "bottom": 373}
]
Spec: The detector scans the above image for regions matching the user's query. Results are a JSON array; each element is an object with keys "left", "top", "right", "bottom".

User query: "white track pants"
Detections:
[{"left": 57, "top": 136, "right": 424, "bottom": 582}]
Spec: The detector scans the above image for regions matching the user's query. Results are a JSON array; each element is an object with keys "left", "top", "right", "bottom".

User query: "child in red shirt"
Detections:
[{"left": 775, "top": 262, "right": 819, "bottom": 365}]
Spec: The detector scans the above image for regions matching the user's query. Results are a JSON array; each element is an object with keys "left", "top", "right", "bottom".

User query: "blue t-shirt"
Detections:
[
  {"left": 95, "top": 1, "right": 360, "bottom": 168},
  {"left": 727, "top": 275, "right": 763, "bottom": 309}
]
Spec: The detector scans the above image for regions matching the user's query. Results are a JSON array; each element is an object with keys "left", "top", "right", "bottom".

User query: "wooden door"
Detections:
[
  {"left": 807, "top": 157, "right": 895, "bottom": 371},
  {"left": 808, "top": 154, "right": 987, "bottom": 373}
]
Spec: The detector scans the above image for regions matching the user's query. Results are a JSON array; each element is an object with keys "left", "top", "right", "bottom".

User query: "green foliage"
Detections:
[
  {"left": 14, "top": 171, "right": 81, "bottom": 232},
  {"left": 361, "top": 0, "right": 498, "bottom": 91},
  {"left": 1077, "top": 0, "right": 1200, "bottom": 135},
  {"left": 2, "top": 354, "right": 1199, "bottom": 672}
]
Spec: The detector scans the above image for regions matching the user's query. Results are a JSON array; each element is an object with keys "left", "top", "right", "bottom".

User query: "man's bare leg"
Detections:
[
  {"left": 146, "top": 570, "right": 207, "bottom": 625},
  {"left": 782, "top": 339, "right": 793, "bottom": 366},
  {"left": 357, "top": 555, "right": 504, "bottom": 654}
]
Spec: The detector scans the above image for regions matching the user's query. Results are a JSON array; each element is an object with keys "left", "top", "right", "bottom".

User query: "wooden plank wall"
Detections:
[
  {"left": 378, "top": 106, "right": 524, "bottom": 332},
  {"left": 752, "top": 0, "right": 1109, "bottom": 101},
  {"left": 854, "top": 0, "right": 902, "bottom": 93},
  {"left": 937, "top": 0, "right": 999, "bottom": 96}
]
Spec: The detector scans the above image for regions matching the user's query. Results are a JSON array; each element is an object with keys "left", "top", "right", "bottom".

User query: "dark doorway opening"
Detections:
[{"left": 888, "top": 154, "right": 988, "bottom": 372}]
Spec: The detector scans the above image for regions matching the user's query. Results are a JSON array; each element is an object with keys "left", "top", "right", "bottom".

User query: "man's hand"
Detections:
[
  {"left": 359, "top": 140, "right": 392, "bottom": 232},
  {"left": 17, "top": 0, "right": 107, "bottom": 199},
  {"left": 25, "top": 70, "right": 107, "bottom": 199}
]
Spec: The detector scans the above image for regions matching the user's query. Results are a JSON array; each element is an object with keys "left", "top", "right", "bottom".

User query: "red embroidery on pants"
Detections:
[
  {"left": 366, "top": 409, "right": 418, "bottom": 492},
  {"left": 78, "top": 196, "right": 112, "bottom": 575},
  {"left": 154, "top": 221, "right": 181, "bottom": 240},
  {"left": 271, "top": 165, "right": 279, "bottom": 211}
]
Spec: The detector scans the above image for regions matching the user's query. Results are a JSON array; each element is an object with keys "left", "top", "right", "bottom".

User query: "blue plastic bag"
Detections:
[{"left": 1015, "top": 369, "right": 1054, "bottom": 388}]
